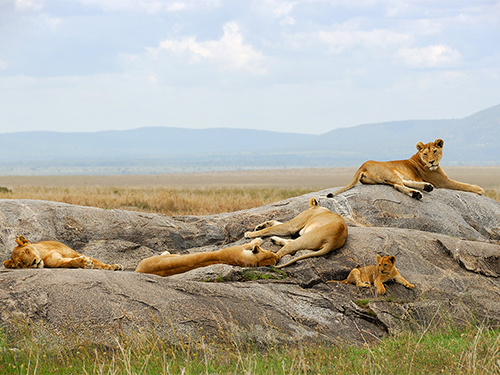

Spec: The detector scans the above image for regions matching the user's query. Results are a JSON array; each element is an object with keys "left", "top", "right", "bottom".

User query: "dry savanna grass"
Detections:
[
  {"left": 0, "top": 186, "right": 315, "bottom": 216},
  {"left": 0, "top": 166, "right": 499, "bottom": 215}
]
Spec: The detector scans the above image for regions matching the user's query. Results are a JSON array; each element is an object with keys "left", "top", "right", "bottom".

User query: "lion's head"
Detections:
[
  {"left": 376, "top": 254, "right": 395, "bottom": 276},
  {"left": 230, "top": 239, "right": 279, "bottom": 267},
  {"left": 416, "top": 138, "right": 444, "bottom": 171},
  {"left": 3, "top": 235, "right": 44, "bottom": 269}
]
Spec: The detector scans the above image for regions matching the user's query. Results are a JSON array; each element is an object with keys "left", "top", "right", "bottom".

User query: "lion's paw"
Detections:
[
  {"left": 113, "top": 264, "right": 124, "bottom": 271},
  {"left": 405, "top": 283, "right": 415, "bottom": 289},
  {"left": 424, "top": 183, "right": 434, "bottom": 192},
  {"left": 411, "top": 190, "right": 423, "bottom": 200},
  {"left": 244, "top": 231, "right": 254, "bottom": 239},
  {"left": 475, "top": 185, "right": 485, "bottom": 195},
  {"left": 255, "top": 221, "right": 277, "bottom": 231},
  {"left": 80, "top": 256, "right": 94, "bottom": 269}
]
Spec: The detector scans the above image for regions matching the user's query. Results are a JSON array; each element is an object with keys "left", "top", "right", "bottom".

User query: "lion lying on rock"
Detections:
[
  {"left": 3, "top": 235, "right": 123, "bottom": 270},
  {"left": 328, "top": 138, "right": 484, "bottom": 200},
  {"left": 327, "top": 254, "right": 414, "bottom": 295},
  {"left": 135, "top": 238, "right": 279, "bottom": 277},
  {"left": 245, "top": 197, "right": 347, "bottom": 268}
]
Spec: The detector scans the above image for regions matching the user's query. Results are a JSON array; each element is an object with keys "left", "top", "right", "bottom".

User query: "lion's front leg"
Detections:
[
  {"left": 393, "top": 275, "right": 415, "bottom": 289},
  {"left": 90, "top": 258, "right": 124, "bottom": 271},
  {"left": 244, "top": 220, "right": 284, "bottom": 238},
  {"left": 441, "top": 180, "right": 484, "bottom": 195},
  {"left": 44, "top": 253, "right": 94, "bottom": 269}
]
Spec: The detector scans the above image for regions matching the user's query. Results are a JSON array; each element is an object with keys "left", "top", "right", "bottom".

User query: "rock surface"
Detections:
[{"left": 0, "top": 185, "right": 499, "bottom": 346}]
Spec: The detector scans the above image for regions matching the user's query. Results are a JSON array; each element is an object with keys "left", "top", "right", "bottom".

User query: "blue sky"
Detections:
[{"left": 1, "top": 0, "right": 499, "bottom": 134}]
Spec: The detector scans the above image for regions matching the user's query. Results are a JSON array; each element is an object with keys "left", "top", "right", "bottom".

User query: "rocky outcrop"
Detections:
[{"left": 0, "top": 185, "right": 499, "bottom": 346}]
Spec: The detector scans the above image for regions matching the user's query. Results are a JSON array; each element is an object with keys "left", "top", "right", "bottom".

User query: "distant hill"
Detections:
[{"left": 0, "top": 104, "right": 498, "bottom": 175}]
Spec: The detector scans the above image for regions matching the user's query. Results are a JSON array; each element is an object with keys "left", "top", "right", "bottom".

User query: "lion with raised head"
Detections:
[
  {"left": 328, "top": 138, "right": 484, "bottom": 200},
  {"left": 135, "top": 238, "right": 279, "bottom": 277},
  {"left": 245, "top": 197, "right": 347, "bottom": 268},
  {"left": 3, "top": 235, "right": 123, "bottom": 270},
  {"left": 327, "top": 254, "right": 414, "bottom": 295}
]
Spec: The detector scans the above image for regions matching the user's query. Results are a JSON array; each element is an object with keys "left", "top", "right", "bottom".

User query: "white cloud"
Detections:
[
  {"left": 318, "top": 29, "right": 410, "bottom": 53},
  {"left": 0, "top": 59, "right": 8, "bottom": 69},
  {"left": 396, "top": 45, "right": 461, "bottom": 68},
  {"left": 150, "top": 22, "right": 267, "bottom": 73},
  {"left": 14, "top": 0, "right": 44, "bottom": 11},
  {"left": 77, "top": 0, "right": 221, "bottom": 13}
]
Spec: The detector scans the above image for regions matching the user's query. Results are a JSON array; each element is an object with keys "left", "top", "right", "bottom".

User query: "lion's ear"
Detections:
[
  {"left": 388, "top": 255, "right": 396, "bottom": 264},
  {"left": 416, "top": 142, "right": 425, "bottom": 151},
  {"left": 376, "top": 254, "right": 382, "bottom": 263},
  {"left": 252, "top": 244, "right": 262, "bottom": 254},
  {"left": 309, "top": 197, "right": 319, "bottom": 207},
  {"left": 3, "top": 259, "right": 16, "bottom": 269},
  {"left": 434, "top": 139, "right": 444, "bottom": 148}
]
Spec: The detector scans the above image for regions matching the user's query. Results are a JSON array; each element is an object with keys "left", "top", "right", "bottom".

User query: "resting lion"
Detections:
[
  {"left": 327, "top": 254, "right": 414, "bottom": 295},
  {"left": 3, "top": 235, "right": 123, "bottom": 270},
  {"left": 328, "top": 138, "right": 484, "bottom": 200},
  {"left": 244, "top": 197, "right": 347, "bottom": 268},
  {"left": 134, "top": 238, "right": 279, "bottom": 277}
]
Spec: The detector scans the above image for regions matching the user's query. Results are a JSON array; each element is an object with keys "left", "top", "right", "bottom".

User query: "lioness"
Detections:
[
  {"left": 244, "top": 197, "right": 347, "bottom": 268},
  {"left": 327, "top": 254, "right": 414, "bottom": 295},
  {"left": 328, "top": 138, "right": 484, "bottom": 200},
  {"left": 3, "top": 235, "right": 123, "bottom": 270},
  {"left": 135, "top": 238, "right": 279, "bottom": 277}
]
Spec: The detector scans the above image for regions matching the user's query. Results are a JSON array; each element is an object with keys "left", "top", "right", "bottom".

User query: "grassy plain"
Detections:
[
  {"left": 1, "top": 167, "right": 500, "bottom": 374},
  {"left": 0, "top": 166, "right": 499, "bottom": 215}
]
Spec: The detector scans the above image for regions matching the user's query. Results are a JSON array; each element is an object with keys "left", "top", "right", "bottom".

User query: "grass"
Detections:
[
  {"left": 1, "top": 320, "right": 499, "bottom": 375},
  {"left": 0, "top": 186, "right": 498, "bottom": 216},
  {"left": 0, "top": 186, "right": 315, "bottom": 216}
]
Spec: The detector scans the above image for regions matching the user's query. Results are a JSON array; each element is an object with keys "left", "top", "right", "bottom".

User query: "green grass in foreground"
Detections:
[{"left": 1, "top": 323, "right": 499, "bottom": 375}]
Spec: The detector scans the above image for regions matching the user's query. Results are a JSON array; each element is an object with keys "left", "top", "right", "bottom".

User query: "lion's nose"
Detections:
[
  {"left": 429, "top": 160, "right": 435, "bottom": 164},
  {"left": 31, "top": 259, "right": 37, "bottom": 266}
]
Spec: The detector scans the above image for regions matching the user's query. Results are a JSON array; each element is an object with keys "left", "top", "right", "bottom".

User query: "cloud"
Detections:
[
  {"left": 14, "top": 0, "right": 45, "bottom": 11},
  {"left": 77, "top": 0, "right": 221, "bottom": 13},
  {"left": 0, "top": 59, "right": 8, "bottom": 70},
  {"left": 396, "top": 45, "right": 461, "bottom": 68},
  {"left": 318, "top": 29, "right": 410, "bottom": 53},
  {"left": 150, "top": 22, "right": 267, "bottom": 73}
]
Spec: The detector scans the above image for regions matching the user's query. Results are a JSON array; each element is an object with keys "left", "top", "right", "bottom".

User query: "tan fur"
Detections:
[
  {"left": 134, "top": 238, "right": 279, "bottom": 277},
  {"left": 3, "top": 235, "right": 123, "bottom": 271},
  {"left": 245, "top": 197, "right": 348, "bottom": 268},
  {"left": 330, "top": 139, "right": 484, "bottom": 200},
  {"left": 327, "top": 254, "right": 414, "bottom": 294}
]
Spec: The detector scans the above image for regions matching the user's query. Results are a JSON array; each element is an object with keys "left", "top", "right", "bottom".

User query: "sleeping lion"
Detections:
[
  {"left": 135, "top": 238, "right": 279, "bottom": 277},
  {"left": 328, "top": 138, "right": 484, "bottom": 200},
  {"left": 3, "top": 235, "right": 123, "bottom": 270},
  {"left": 245, "top": 197, "right": 347, "bottom": 268}
]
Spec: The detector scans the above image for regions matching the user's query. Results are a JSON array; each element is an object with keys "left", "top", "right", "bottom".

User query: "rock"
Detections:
[{"left": 0, "top": 185, "right": 499, "bottom": 346}]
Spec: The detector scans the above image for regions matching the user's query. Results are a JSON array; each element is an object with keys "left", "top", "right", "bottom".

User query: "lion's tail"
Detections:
[
  {"left": 330, "top": 168, "right": 363, "bottom": 197},
  {"left": 326, "top": 279, "right": 348, "bottom": 284}
]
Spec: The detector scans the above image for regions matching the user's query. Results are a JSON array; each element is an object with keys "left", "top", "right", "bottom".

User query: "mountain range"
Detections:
[{"left": 1, "top": 104, "right": 499, "bottom": 175}]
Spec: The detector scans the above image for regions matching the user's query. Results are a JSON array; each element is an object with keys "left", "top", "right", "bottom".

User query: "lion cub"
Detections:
[{"left": 327, "top": 254, "right": 414, "bottom": 295}]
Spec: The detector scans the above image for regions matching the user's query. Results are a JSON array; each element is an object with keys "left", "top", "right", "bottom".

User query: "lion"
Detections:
[
  {"left": 134, "top": 238, "right": 279, "bottom": 277},
  {"left": 327, "top": 254, "right": 414, "bottom": 295},
  {"left": 244, "top": 197, "right": 347, "bottom": 268},
  {"left": 3, "top": 235, "right": 123, "bottom": 270},
  {"left": 328, "top": 138, "right": 484, "bottom": 200}
]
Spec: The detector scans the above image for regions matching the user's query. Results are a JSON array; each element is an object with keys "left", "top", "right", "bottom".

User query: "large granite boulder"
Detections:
[{"left": 0, "top": 185, "right": 499, "bottom": 346}]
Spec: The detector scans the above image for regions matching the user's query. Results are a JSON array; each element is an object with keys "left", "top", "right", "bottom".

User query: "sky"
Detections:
[{"left": 1, "top": 0, "right": 499, "bottom": 135}]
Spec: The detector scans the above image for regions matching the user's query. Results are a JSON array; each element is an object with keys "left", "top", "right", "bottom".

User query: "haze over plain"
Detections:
[{"left": 1, "top": 0, "right": 500, "bottom": 135}]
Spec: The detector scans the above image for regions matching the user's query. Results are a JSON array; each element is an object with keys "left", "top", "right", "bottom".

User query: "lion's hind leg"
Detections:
[{"left": 348, "top": 269, "right": 371, "bottom": 288}]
